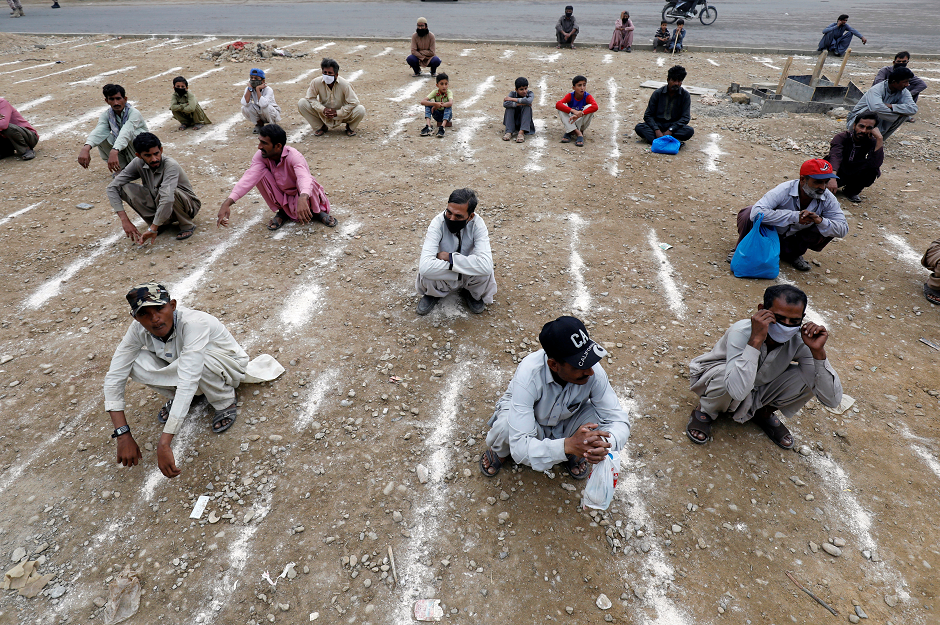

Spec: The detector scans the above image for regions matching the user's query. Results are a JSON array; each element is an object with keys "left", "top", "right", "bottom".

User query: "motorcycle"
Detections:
[{"left": 662, "top": 0, "right": 718, "bottom": 26}]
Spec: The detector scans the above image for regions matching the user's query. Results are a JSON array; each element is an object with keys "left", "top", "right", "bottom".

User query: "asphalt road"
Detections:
[{"left": 2, "top": 0, "right": 939, "bottom": 53}]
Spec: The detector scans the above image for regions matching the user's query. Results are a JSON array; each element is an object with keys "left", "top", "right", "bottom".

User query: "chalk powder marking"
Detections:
[
  {"left": 146, "top": 38, "right": 181, "bottom": 51},
  {"left": 454, "top": 116, "right": 487, "bottom": 160},
  {"left": 753, "top": 56, "right": 781, "bottom": 70},
  {"left": 648, "top": 229, "right": 686, "bottom": 315},
  {"left": 567, "top": 214, "right": 591, "bottom": 312},
  {"left": 0, "top": 61, "right": 56, "bottom": 76},
  {"left": 70, "top": 65, "right": 137, "bottom": 86},
  {"left": 501, "top": 50, "right": 515, "bottom": 60},
  {"left": 173, "top": 36, "right": 218, "bottom": 50},
  {"left": 15, "top": 64, "right": 92, "bottom": 85},
  {"left": 883, "top": 233, "right": 924, "bottom": 270},
  {"left": 111, "top": 37, "right": 158, "bottom": 48},
  {"left": 0, "top": 202, "right": 43, "bottom": 228},
  {"left": 193, "top": 112, "right": 243, "bottom": 144},
  {"left": 702, "top": 132, "right": 725, "bottom": 172},
  {"left": 0, "top": 61, "right": 21, "bottom": 68},
  {"left": 347, "top": 44, "right": 367, "bottom": 53},
  {"left": 606, "top": 78, "right": 621, "bottom": 177},
  {"left": 603, "top": 53, "right": 613, "bottom": 64},
  {"left": 281, "top": 40, "right": 307, "bottom": 48},
  {"left": 524, "top": 118, "right": 547, "bottom": 172},
  {"left": 395, "top": 363, "right": 471, "bottom": 625},
  {"left": 310, "top": 42, "right": 335, "bottom": 52},
  {"left": 708, "top": 58, "right": 720, "bottom": 66},
  {"left": 15, "top": 95, "right": 52, "bottom": 112},
  {"left": 294, "top": 370, "right": 339, "bottom": 432},
  {"left": 389, "top": 79, "right": 429, "bottom": 103},
  {"left": 538, "top": 75, "right": 548, "bottom": 107},
  {"left": 188, "top": 67, "right": 227, "bottom": 82},
  {"left": 26, "top": 232, "right": 123, "bottom": 309},
  {"left": 657, "top": 57, "right": 665, "bottom": 67},
  {"left": 375, "top": 47, "right": 394, "bottom": 57},
  {"left": 534, "top": 51, "right": 562, "bottom": 63},
  {"left": 283, "top": 68, "right": 319, "bottom": 85},
  {"left": 901, "top": 426, "right": 940, "bottom": 481},
  {"left": 70, "top": 37, "right": 117, "bottom": 49},
  {"left": 136, "top": 66, "right": 183, "bottom": 84},
  {"left": 40, "top": 106, "right": 101, "bottom": 139},
  {"left": 383, "top": 105, "right": 423, "bottom": 144},
  {"left": 459, "top": 48, "right": 475, "bottom": 56},
  {"left": 462, "top": 75, "right": 496, "bottom": 109}
]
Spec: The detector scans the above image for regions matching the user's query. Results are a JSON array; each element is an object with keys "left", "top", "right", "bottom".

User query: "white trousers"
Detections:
[
  {"left": 241, "top": 102, "right": 282, "bottom": 125},
  {"left": 557, "top": 110, "right": 594, "bottom": 134},
  {"left": 415, "top": 272, "right": 498, "bottom": 304},
  {"left": 130, "top": 351, "right": 239, "bottom": 411}
]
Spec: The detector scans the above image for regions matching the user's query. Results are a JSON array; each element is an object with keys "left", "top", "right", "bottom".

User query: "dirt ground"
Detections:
[{"left": 0, "top": 32, "right": 938, "bottom": 625}]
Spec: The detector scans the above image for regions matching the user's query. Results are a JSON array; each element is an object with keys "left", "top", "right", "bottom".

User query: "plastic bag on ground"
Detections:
[
  {"left": 651, "top": 134, "right": 681, "bottom": 154},
  {"left": 103, "top": 571, "right": 140, "bottom": 625},
  {"left": 243, "top": 354, "right": 285, "bottom": 384},
  {"left": 730, "top": 212, "right": 780, "bottom": 279},
  {"left": 581, "top": 451, "right": 620, "bottom": 511}
]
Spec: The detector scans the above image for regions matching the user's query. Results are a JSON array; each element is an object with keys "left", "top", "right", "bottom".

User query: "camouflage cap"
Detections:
[{"left": 126, "top": 283, "right": 170, "bottom": 316}]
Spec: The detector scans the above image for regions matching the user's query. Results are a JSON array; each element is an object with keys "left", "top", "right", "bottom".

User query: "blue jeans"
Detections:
[{"left": 425, "top": 105, "right": 452, "bottom": 125}]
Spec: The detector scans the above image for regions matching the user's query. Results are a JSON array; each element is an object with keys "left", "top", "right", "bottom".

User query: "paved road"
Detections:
[{"left": 3, "top": 0, "right": 939, "bottom": 53}]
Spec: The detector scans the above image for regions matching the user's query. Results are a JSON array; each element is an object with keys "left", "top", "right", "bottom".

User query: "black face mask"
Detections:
[
  {"left": 174, "top": 88, "right": 187, "bottom": 97},
  {"left": 416, "top": 27, "right": 429, "bottom": 36},
  {"left": 444, "top": 213, "right": 469, "bottom": 233}
]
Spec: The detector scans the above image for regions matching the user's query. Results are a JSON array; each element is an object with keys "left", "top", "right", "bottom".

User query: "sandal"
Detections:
[
  {"left": 752, "top": 407, "right": 794, "bottom": 449},
  {"left": 345, "top": 127, "right": 357, "bottom": 137},
  {"left": 212, "top": 401, "right": 237, "bottom": 433},
  {"left": 560, "top": 132, "right": 572, "bottom": 143},
  {"left": 267, "top": 211, "right": 287, "bottom": 231},
  {"left": 316, "top": 212, "right": 338, "bottom": 228},
  {"left": 924, "top": 283, "right": 940, "bottom": 305},
  {"left": 515, "top": 133, "right": 525, "bottom": 143},
  {"left": 575, "top": 136, "right": 584, "bottom": 147},
  {"left": 503, "top": 132, "right": 512, "bottom": 141},
  {"left": 193, "top": 124, "right": 204, "bottom": 131},
  {"left": 314, "top": 125, "right": 328, "bottom": 137},
  {"left": 479, "top": 448, "right": 506, "bottom": 477},
  {"left": 178, "top": 124, "right": 188, "bottom": 131},
  {"left": 176, "top": 226, "right": 196, "bottom": 241},
  {"left": 686, "top": 407, "right": 712, "bottom": 445},
  {"left": 565, "top": 454, "right": 590, "bottom": 480},
  {"left": 157, "top": 399, "right": 173, "bottom": 424}
]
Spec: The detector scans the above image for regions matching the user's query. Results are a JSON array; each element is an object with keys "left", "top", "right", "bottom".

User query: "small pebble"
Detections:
[
  {"left": 821, "top": 543, "right": 842, "bottom": 557},
  {"left": 596, "top": 594, "right": 612, "bottom": 610}
]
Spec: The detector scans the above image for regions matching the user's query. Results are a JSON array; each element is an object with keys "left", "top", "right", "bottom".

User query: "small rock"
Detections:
[
  {"left": 789, "top": 476, "right": 806, "bottom": 487},
  {"left": 416, "top": 464, "right": 429, "bottom": 484},
  {"left": 832, "top": 537, "right": 846, "bottom": 548},
  {"left": 278, "top": 602, "right": 290, "bottom": 612},
  {"left": 596, "top": 594, "right": 612, "bottom": 610},
  {"left": 854, "top": 605, "right": 868, "bottom": 619},
  {"left": 49, "top": 585, "right": 67, "bottom": 599},
  {"left": 11, "top": 547, "right": 26, "bottom": 562},
  {"left": 269, "top": 434, "right": 283, "bottom": 442},
  {"left": 93, "top": 596, "right": 107, "bottom": 608},
  {"left": 76, "top": 203, "right": 94, "bottom": 210},
  {"left": 208, "top": 510, "right": 220, "bottom": 524},
  {"left": 309, "top": 612, "right": 319, "bottom": 621},
  {"left": 805, "top": 494, "right": 815, "bottom": 501},
  {"left": 821, "top": 543, "right": 842, "bottom": 557},
  {"left": 730, "top": 93, "right": 751, "bottom": 104},
  {"left": 848, "top": 615, "right": 860, "bottom": 624},
  {"left": 809, "top": 541, "right": 819, "bottom": 553},
  {"left": 499, "top": 490, "right": 510, "bottom": 501},
  {"left": 884, "top": 594, "right": 898, "bottom": 607},
  {"left": 671, "top": 525, "right": 682, "bottom": 533},
  {"left": 565, "top": 607, "right": 574, "bottom": 615},
  {"left": 798, "top": 445, "right": 811, "bottom": 456},
  {"left": 392, "top": 511, "right": 403, "bottom": 523},
  {"left": 363, "top": 578, "right": 372, "bottom": 588}
]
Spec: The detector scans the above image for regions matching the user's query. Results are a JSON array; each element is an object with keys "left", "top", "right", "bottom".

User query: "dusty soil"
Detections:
[{"left": 0, "top": 32, "right": 938, "bottom": 625}]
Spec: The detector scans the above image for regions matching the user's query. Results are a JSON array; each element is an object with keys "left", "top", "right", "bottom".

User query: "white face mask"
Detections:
[
  {"left": 767, "top": 322, "right": 801, "bottom": 343},
  {"left": 323, "top": 74, "right": 335, "bottom": 85}
]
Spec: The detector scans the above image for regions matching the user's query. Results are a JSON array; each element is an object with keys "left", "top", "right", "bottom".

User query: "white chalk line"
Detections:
[
  {"left": 70, "top": 37, "right": 118, "bottom": 49},
  {"left": 347, "top": 69, "right": 364, "bottom": 83},
  {"left": 14, "top": 64, "right": 93, "bottom": 85},
  {"left": 753, "top": 56, "right": 781, "bottom": 70},
  {"left": 193, "top": 111, "right": 243, "bottom": 144},
  {"left": 603, "top": 53, "right": 613, "bottom": 64},
  {"left": 310, "top": 42, "right": 336, "bottom": 53},
  {"left": 454, "top": 116, "right": 487, "bottom": 160},
  {"left": 70, "top": 65, "right": 137, "bottom": 86},
  {"left": 883, "top": 232, "right": 924, "bottom": 271},
  {"left": 0, "top": 61, "right": 21, "bottom": 69},
  {"left": 657, "top": 57, "right": 666, "bottom": 67},
  {"left": 648, "top": 229, "right": 686, "bottom": 315},
  {"left": 707, "top": 58, "right": 720, "bottom": 67},
  {"left": 538, "top": 75, "right": 548, "bottom": 107},
  {"left": 701, "top": 132, "right": 725, "bottom": 172},
  {"left": 189, "top": 67, "right": 227, "bottom": 82},
  {"left": 567, "top": 214, "right": 591, "bottom": 312},
  {"left": 534, "top": 51, "right": 562, "bottom": 63},
  {"left": 389, "top": 78, "right": 430, "bottom": 103},
  {"left": 383, "top": 105, "right": 422, "bottom": 144},
  {"left": 375, "top": 47, "right": 394, "bottom": 57},
  {"left": 146, "top": 37, "right": 181, "bottom": 51},
  {"left": 606, "top": 78, "right": 621, "bottom": 177},
  {"left": 25, "top": 232, "right": 124, "bottom": 309},
  {"left": 524, "top": 118, "right": 548, "bottom": 173},
  {"left": 279, "top": 220, "right": 362, "bottom": 327},
  {"left": 0, "top": 202, "right": 43, "bottom": 228},
  {"left": 171, "top": 211, "right": 267, "bottom": 304},
  {"left": 900, "top": 426, "right": 940, "bottom": 481},
  {"left": 40, "top": 106, "right": 101, "bottom": 139},
  {"left": 294, "top": 370, "right": 339, "bottom": 432},
  {"left": 283, "top": 68, "right": 319, "bottom": 85},
  {"left": 462, "top": 75, "right": 496, "bottom": 109},
  {"left": 347, "top": 44, "right": 367, "bottom": 53},
  {"left": 501, "top": 50, "right": 515, "bottom": 60},
  {"left": 0, "top": 61, "right": 56, "bottom": 76},
  {"left": 395, "top": 362, "right": 472, "bottom": 625},
  {"left": 111, "top": 37, "right": 157, "bottom": 49},
  {"left": 459, "top": 48, "right": 475, "bottom": 57},
  {"left": 15, "top": 95, "right": 52, "bottom": 112},
  {"left": 136, "top": 66, "right": 183, "bottom": 84},
  {"left": 173, "top": 36, "right": 218, "bottom": 50},
  {"left": 281, "top": 40, "right": 307, "bottom": 49}
]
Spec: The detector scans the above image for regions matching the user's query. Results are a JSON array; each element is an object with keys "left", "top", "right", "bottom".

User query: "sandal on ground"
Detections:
[
  {"left": 268, "top": 211, "right": 288, "bottom": 231},
  {"left": 314, "top": 125, "right": 328, "bottom": 136},
  {"left": 479, "top": 448, "right": 506, "bottom": 477},
  {"left": 176, "top": 226, "right": 196, "bottom": 240},
  {"left": 575, "top": 136, "right": 584, "bottom": 147},
  {"left": 193, "top": 124, "right": 204, "bottom": 131},
  {"left": 316, "top": 212, "right": 338, "bottom": 228},
  {"left": 788, "top": 256, "right": 811, "bottom": 272},
  {"left": 565, "top": 454, "right": 590, "bottom": 480},
  {"left": 345, "top": 126, "right": 357, "bottom": 136},
  {"left": 516, "top": 133, "right": 525, "bottom": 143},
  {"left": 752, "top": 408, "right": 794, "bottom": 449},
  {"left": 503, "top": 132, "right": 512, "bottom": 141},
  {"left": 560, "top": 132, "right": 572, "bottom": 143},
  {"left": 157, "top": 399, "right": 173, "bottom": 424},
  {"left": 686, "top": 407, "right": 712, "bottom": 445},
  {"left": 212, "top": 402, "right": 237, "bottom": 433},
  {"left": 178, "top": 124, "right": 188, "bottom": 131},
  {"left": 924, "top": 283, "right": 940, "bottom": 305}
]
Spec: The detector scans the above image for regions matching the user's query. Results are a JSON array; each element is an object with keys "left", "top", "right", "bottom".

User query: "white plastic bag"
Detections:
[{"left": 581, "top": 451, "right": 620, "bottom": 511}]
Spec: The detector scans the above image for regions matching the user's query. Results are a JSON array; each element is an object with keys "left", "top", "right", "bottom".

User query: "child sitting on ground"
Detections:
[
  {"left": 419, "top": 73, "right": 453, "bottom": 138},
  {"left": 502, "top": 76, "right": 535, "bottom": 143},
  {"left": 555, "top": 75, "right": 598, "bottom": 147},
  {"left": 653, "top": 21, "right": 671, "bottom": 51}
]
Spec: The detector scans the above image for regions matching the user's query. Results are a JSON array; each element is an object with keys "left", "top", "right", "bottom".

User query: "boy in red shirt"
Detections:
[{"left": 555, "top": 75, "right": 598, "bottom": 147}]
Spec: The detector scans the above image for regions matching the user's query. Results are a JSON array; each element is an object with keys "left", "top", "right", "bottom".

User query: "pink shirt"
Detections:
[
  {"left": 228, "top": 145, "right": 314, "bottom": 203},
  {"left": 0, "top": 98, "right": 38, "bottom": 136}
]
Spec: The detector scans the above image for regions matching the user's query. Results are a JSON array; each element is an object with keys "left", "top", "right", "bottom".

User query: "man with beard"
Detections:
[
  {"left": 169, "top": 75, "right": 212, "bottom": 131},
  {"left": 686, "top": 285, "right": 842, "bottom": 449},
  {"left": 825, "top": 112, "right": 883, "bottom": 204},
  {"left": 873, "top": 52, "right": 927, "bottom": 121},
  {"left": 634, "top": 65, "right": 694, "bottom": 145},
  {"left": 217, "top": 124, "right": 335, "bottom": 231},
  {"left": 407, "top": 17, "right": 441, "bottom": 77},
  {"left": 479, "top": 315, "right": 631, "bottom": 480},
  {"left": 847, "top": 67, "right": 917, "bottom": 141},
  {"left": 106, "top": 132, "right": 201, "bottom": 243},
  {"left": 77, "top": 84, "right": 148, "bottom": 173},
  {"left": 555, "top": 5, "right": 579, "bottom": 49},
  {"left": 817, "top": 14, "right": 867, "bottom": 57},
  {"left": 727, "top": 159, "right": 847, "bottom": 272},
  {"left": 415, "top": 188, "right": 496, "bottom": 316}
]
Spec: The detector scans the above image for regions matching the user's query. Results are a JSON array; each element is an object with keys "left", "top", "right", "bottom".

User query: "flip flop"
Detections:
[
  {"left": 503, "top": 132, "right": 512, "bottom": 141},
  {"left": 515, "top": 134, "right": 525, "bottom": 143},
  {"left": 193, "top": 124, "right": 204, "bottom": 131},
  {"left": 178, "top": 124, "right": 188, "bottom": 131},
  {"left": 560, "top": 133, "right": 572, "bottom": 143},
  {"left": 157, "top": 399, "right": 173, "bottom": 424},
  {"left": 267, "top": 211, "right": 287, "bottom": 231},
  {"left": 686, "top": 407, "right": 712, "bottom": 445},
  {"left": 565, "top": 454, "right": 590, "bottom": 480},
  {"left": 317, "top": 212, "right": 338, "bottom": 228},
  {"left": 314, "top": 126, "right": 327, "bottom": 136},
  {"left": 924, "top": 283, "right": 940, "bottom": 305},
  {"left": 479, "top": 448, "right": 505, "bottom": 477},
  {"left": 345, "top": 128, "right": 357, "bottom": 136},
  {"left": 176, "top": 226, "right": 196, "bottom": 240},
  {"left": 212, "top": 402, "right": 237, "bottom": 433}
]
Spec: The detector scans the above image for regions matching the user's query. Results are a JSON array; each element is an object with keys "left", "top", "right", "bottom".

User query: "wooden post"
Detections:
[
  {"left": 810, "top": 50, "right": 828, "bottom": 88},
  {"left": 775, "top": 56, "right": 793, "bottom": 95},
  {"left": 833, "top": 48, "right": 851, "bottom": 86}
]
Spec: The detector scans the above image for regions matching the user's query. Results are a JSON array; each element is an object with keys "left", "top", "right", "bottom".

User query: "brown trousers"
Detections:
[
  {"left": 922, "top": 239, "right": 940, "bottom": 290},
  {"left": 0, "top": 123, "right": 38, "bottom": 158},
  {"left": 119, "top": 184, "right": 199, "bottom": 230},
  {"left": 735, "top": 206, "right": 832, "bottom": 262}
]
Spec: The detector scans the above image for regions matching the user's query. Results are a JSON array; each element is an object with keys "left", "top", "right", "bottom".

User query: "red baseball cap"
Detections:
[{"left": 799, "top": 158, "right": 838, "bottom": 180}]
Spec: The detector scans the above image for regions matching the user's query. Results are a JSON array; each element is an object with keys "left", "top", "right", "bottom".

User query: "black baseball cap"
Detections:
[{"left": 539, "top": 316, "right": 607, "bottom": 370}]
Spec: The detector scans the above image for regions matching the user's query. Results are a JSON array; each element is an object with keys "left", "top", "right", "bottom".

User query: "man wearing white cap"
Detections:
[{"left": 480, "top": 316, "right": 631, "bottom": 480}]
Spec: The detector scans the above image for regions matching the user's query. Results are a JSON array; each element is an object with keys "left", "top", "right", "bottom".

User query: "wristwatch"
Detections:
[{"left": 111, "top": 425, "right": 130, "bottom": 438}]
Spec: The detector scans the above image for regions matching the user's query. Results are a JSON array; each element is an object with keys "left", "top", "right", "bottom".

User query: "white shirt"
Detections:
[{"left": 418, "top": 212, "right": 494, "bottom": 280}]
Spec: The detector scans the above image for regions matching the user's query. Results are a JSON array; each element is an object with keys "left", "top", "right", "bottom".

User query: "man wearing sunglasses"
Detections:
[{"left": 686, "top": 285, "right": 843, "bottom": 450}]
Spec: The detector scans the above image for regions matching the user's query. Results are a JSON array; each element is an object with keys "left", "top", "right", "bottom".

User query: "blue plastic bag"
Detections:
[
  {"left": 651, "top": 134, "right": 681, "bottom": 155},
  {"left": 731, "top": 212, "right": 780, "bottom": 279}
]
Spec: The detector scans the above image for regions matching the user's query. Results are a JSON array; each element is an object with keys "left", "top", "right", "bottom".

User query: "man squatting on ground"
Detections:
[
  {"left": 218, "top": 124, "right": 335, "bottom": 231},
  {"left": 241, "top": 68, "right": 281, "bottom": 134},
  {"left": 407, "top": 17, "right": 441, "bottom": 76},
  {"left": 873, "top": 52, "right": 928, "bottom": 107},
  {"left": 825, "top": 111, "right": 883, "bottom": 204},
  {"left": 848, "top": 67, "right": 917, "bottom": 141},
  {"left": 480, "top": 316, "right": 631, "bottom": 479},
  {"left": 298, "top": 57, "right": 366, "bottom": 137},
  {"left": 635, "top": 65, "right": 694, "bottom": 144},
  {"left": 817, "top": 14, "right": 867, "bottom": 56},
  {"left": 503, "top": 77, "right": 535, "bottom": 143},
  {"left": 555, "top": 75, "right": 598, "bottom": 147},
  {"left": 106, "top": 132, "right": 202, "bottom": 243},
  {"left": 687, "top": 285, "right": 842, "bottom": 449},
  {"left": 104, "top": 284, "right": 247, "bottom": 478},
  {"left": 729, "top": 159, "right": 847, "bottom": 272},
  {"left": 0, "top": 96, "right": 38, "bottom": 160},
  {"left": 170, "top": 75, "right": 212, "bottom": 131},
  {"left": 415, "top": 188, "right": 496, "bottom": 316},
  {"left": 77, "top": 84, "right": 148, "bottom": 174},
  {"left": 922, "top": 239, "right": 940, "bottom": 306},
  {"left": 556, "top": 5, "right": 579, "bottom": 49}
]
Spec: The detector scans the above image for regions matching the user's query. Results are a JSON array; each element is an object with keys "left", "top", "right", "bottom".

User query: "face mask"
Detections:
[
  {"left": 444, "top": 214, "right": 468, "bottom": 233},
  {"left": 801, "top": 183, "right": 825, "bottom": 200},
  {"left": 174, "top": 88, "right": 187, "bottom": 96},
  {"left": 250, "top": 79, "right": 263, "bottom": 88},
  {"left": 767, "top": 322, "right": 801, "bottom": 343},
  {"left": 323, "top": 75, "right": 335, "bottom": 85}
]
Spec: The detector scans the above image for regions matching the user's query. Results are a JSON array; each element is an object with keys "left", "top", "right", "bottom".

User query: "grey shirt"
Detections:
[
  {"left": 749, "top": 180, "right": 848, "bottom": 239},
  {"left": 106, "top": 156, "right": 200, "bottom": 227},
  {"left": 848, "top": 80, "right": 918, "bottom": 130},
  {"left": 418, "top": 212, "right": 494, "bottom": 280}
]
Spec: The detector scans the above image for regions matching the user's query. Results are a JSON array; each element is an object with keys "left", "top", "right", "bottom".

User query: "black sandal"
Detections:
[
  {"left": 480, "top": 448, "right": 507, "bottom": 477},
  {"left": 157, "top": 399, "right": 173, "bottom": 424},
  {"left": 686, "top": 407, "right": 712, "bottom": 445},
  {"left": 317, "top": 212, "right": 338, "bottom": 228},
  {"left": 267, "top": 211, "right": 287, "bottom": 231},
  {"left": 753, "top": 408, "right": 794, "bottom": 449},
  {"left": 212, "top": 402, "right": 237, "bottom": 434},
  {"left": 565, "top": 454, "right": 590, "bottom": 480}
]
